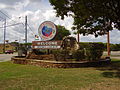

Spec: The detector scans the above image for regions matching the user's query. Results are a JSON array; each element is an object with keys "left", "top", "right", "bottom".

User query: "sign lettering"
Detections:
[{"left": 32, "top": 41, "right": 62, "bottom": 49}]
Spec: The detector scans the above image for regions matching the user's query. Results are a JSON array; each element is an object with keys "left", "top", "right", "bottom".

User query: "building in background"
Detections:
[{"left": 0, "top": 43, "right": 16, "bottom": 53}]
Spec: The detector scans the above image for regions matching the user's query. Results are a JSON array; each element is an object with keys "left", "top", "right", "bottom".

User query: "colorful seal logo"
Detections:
[{"left": 38, "top": 21, "right": 57, "bottom": 41}]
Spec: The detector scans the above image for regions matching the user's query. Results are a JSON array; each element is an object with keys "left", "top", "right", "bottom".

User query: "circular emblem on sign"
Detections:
[{"left": 38, "top": 21, "right": 57, "bottom": 41}]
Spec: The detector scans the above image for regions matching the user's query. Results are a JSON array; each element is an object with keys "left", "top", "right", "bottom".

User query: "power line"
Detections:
[
  {"left": 0, "top": 10, "right": 11, "bottom": 19},
  {"left": 0, "top": 10, "right": 36, "bottom": 42},
  {"left": 0, "top": 16, "right": 5, "bottom": 20},
  {"left": 0, "top": 10, "right": 24, "bottom": 25},
  {"left": 0, "top": 23, "right": 23, "bottom": 28},
  {"left": 27, "top": 24, "right": 36, "bottom": 35},
  {"left": 0, "top": 10, "right": 25, "bottom": 30},
  {"left": 0, "top": 10, "right": 36, "bottom": 34}
]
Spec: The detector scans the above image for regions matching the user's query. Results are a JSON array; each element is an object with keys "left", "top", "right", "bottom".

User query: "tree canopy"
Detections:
[
  {"left": 53, "top": 25, "right": 71, "bottom": 40},
  {"left": 49, "top": 0, "right": 120, "bottom": 37}
]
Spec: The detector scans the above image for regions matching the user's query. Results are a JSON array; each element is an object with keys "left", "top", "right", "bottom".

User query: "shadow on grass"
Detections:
[{"left": 97, "top": 60, "right": 120, "bottom": 78}]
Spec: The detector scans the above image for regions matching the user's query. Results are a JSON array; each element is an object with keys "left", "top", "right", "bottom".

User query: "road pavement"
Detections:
[
  {"left": 104, "top": 51, "right": 120, "bottom": 59},
  {"left": 0, "top": 51, "right": 120, "bottom": 62},
  {"left": 0, "top": 53, "right": 17, "bottom": 62},
  {"left": 110, "top": 56, "right": 120, "bottom": 59}
]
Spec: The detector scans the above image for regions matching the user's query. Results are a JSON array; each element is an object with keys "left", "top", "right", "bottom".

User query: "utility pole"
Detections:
[
  {"left": 77, "top": 33, "right": 80, "bottom": 42},
  {"left": 25, "top": 16, "right": 27, "bottom": 55},
  {"left": 25, "top": 16, "right": 27, "bottom": 44},
  {"left": 3, "top": 19, "right": 6, "bottom": 53},
  {"left": 107, "top": 31, "right": 110, "bottom": 57}
]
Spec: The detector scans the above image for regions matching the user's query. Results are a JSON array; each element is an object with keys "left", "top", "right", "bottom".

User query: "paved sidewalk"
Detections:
[
  {"left": 0, "top": 53, "right": 17, "bottom": 62},
  {"left": 111, "top": 56, "right": 120, "bottom": 59},
  {"left": 104, "top": 51, "right": 120, "bottom": 60}
]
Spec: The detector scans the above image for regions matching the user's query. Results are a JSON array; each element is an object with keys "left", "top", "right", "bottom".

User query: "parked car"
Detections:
[{"left": 5, "top": 50, "right": 14, "bottom": 54}]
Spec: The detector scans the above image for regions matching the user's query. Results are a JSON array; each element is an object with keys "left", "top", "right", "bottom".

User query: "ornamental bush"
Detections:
[
  {"left": 85, "top": 43, "right": 104, "bottom": 60},
  {"left": 53, "top": 42, "right": 104, "bottom": 61},
  {"left": 53, "top": 50, "right": 69, "bottom": 61},
  {"left": 110, "top": 44, "right": 120, "bottom": 51},
  {"left": 72, "top": 50, "right": 85, "bottom": 61}
]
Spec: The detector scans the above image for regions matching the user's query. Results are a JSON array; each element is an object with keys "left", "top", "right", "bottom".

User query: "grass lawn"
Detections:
[
  {"left": 0, "top": 59, "right": 120, "bottom": 90},
  {"left": 0, "top": 52, "right": 3, "bottom": 54}
]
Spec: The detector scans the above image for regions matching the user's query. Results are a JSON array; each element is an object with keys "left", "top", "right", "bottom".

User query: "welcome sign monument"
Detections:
[{"left": 32, "top": 21, "right": 62, "bottom": 49}]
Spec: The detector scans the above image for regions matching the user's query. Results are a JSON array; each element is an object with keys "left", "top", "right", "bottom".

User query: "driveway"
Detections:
[{"left": 0, "top": 53, "right": 17, "bottom": 62}]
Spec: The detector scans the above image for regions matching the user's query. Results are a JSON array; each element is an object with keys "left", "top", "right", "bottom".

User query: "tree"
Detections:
[
  {"left": 11, "top": 42, "right": 19, "bottom": 51},
  {"left": 53, "top": 25, "right": 71, "bottom": 40},
  {"left": 49, "top": 0, "right": 120, "bottom": 37}
]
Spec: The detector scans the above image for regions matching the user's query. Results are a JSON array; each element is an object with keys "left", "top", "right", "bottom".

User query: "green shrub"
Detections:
[
  {"left": 52, "top": 43, "right": 104, "bottom": 61},
  {"left": 0, "top": 52, "right": 3, "bottom": 54},
  {"left": 86, "top": 43, "right": 104, "bottom": 60},
  {"left": 110, "top": 44, "right": 120, "bottom": 51},
  {"left": 72, "top": 50, "right": 85, "bottom": 61},
  {"left": 85, "top": 50, "right": 91, "bottom": 60},
  {"left": 53, "top": 50, "right": 69, "bottom": 61},
  {"left": 79, "top": 42, "right": 89, "bottom": 49}
]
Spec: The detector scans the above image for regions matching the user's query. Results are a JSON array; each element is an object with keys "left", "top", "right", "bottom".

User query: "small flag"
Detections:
[{"left": 35, "top": 35, "right": 39, "bottom": 40}]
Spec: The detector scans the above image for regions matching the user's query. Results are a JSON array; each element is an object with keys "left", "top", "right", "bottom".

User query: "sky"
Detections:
[{"left": 0, "top": 0, "right": 120, "bottom": 44}]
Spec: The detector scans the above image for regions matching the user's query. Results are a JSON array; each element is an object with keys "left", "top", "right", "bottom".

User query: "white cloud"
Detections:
[
  {"left": 0, "top": 3, "right": 7, "bottom": 8},
  {"left": 14, "top": 0, "right": 29, "bottom": 11},
  {"left": 43, "top": 10, "right": 56, "bottom": 20},
  {"left": 0, "top": 0, "right": 120, "bottom": 44},
  {"left": 29, "top": 0, "right": 42, "bottom": 3}
]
